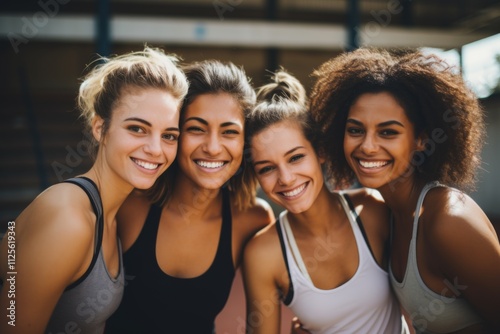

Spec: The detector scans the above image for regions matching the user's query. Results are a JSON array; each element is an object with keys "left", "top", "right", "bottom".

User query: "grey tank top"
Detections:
[{"left": 45, "top": 177, "right": 124, "bottom": 334}]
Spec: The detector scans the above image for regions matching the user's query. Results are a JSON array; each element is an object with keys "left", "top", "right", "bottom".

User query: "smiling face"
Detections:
[
  {"left": 343, "top": 91, "right": 424, "bottom": 191},
  {"left": 97, "top": 87, "right": 181, "bottom": 190},
  {"left": 251, "top": 120, "right": 324, "bottom": 214},
  {"left": 177, "top": 93, "right": 245, "bottom": 190}
]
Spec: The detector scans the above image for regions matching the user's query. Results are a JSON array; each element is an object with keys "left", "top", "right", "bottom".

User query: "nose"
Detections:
[
  {"left": 360, "top": 132, "right": 379, "bottom": 154},
  {"left": 203, "top": 132, "right": 223, "bottom": 156},
  {"left": 143, "top": 135, "right": 162, "bottom": 156},
  {"left": 278, "top": 166, "right": 296, "bottom": 186}
]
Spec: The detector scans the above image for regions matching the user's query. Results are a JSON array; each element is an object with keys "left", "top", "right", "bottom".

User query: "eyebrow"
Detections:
[
  {"left": 253, "top": 146, "right": 304, "bottom": 166},
  {"left": 124, "top": 117, "right": 179, "bottom": 132},
  {"left": 346, "top": 118, "right": 405, "bottom": 128},
  {"left": 184, "top": 117, "right": 242, "bottom": 128}
]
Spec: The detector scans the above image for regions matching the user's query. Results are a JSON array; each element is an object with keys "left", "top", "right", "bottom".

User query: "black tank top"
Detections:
[{"left": 105, "top": 188, "right": 234, "bottom": 333}]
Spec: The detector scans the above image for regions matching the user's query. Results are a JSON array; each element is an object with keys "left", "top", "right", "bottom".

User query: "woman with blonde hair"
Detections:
[{"left": 0, "top": 46, "right": 188, "bottom": 334}]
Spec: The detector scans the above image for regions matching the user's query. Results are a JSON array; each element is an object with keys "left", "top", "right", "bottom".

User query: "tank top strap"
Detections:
[
  {"left": 338, "top": 192, "right": 378, "bottom": 262},
  {"left": 282, "top": 212, "right": 313, "bottom": 283},
  {"left": 141, "top": 204, "right": 163, "bottom": 255},
  {"left": 275, "top": 213, "right": 294, "bottom": 305},
  {"left": 220, "top": 186, "right": 232, "bottom": 250},
  {"left": 411, "top": 181, "right": 445, "bottom": 239},
  {"left": 63, "top": 177, "right": 104, "bottom": 290}
]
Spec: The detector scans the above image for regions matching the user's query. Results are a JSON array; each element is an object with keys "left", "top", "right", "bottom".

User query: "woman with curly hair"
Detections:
[{"left": 309, "top": 47, "right": 500, "bottom": 333}]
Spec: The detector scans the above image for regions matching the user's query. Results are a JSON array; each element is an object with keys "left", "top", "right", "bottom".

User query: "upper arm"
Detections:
[
  {"left": 0, "top": 186, "right": 93, "bottom": 333},
  {"left": 232, "top": 197, "right": 275, "bottom": 266},
  {"left": 430, "top": 194, "right": 500, "bottom": 330},
  {"left": 241, "top": 229, "right": 283, "bottom": 334},
  {"left": 251, "top": 197, "right": 276, "bottom": 231}
]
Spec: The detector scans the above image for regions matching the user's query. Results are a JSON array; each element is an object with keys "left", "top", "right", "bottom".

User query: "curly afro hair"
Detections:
[{"left": 310, "top": 47, "right": 485, "bottom": 191}]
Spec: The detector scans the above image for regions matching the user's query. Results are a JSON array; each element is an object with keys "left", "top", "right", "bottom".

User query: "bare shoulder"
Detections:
[
  {"left": 423, "top": 187, "right": 497, "bottom": 247},
  {"left": 17, "top": 182, "right": 96, "bottom": 237},
  {"left": 244, "top": 220, "right": 281, "bottom": 262},
  {"left": 343, "top": 187, "right": 387, "bottom": 211},
  {"left": 1, "top": 183, "right": 95, "bottom": 282},
  {"left": 117, "top": 190, "right": 152, "bottom": 251},
  {"left": 341, "top": 187, "right": 390, "bottom": 230},
  {"left": 232, "top": 196, "right": 275, "bottom": 236}
]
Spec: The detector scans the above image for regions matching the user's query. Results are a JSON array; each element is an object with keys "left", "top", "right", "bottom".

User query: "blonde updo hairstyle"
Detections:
[{"left": 78, "top": 46, "right": 189, "bottom": 158}]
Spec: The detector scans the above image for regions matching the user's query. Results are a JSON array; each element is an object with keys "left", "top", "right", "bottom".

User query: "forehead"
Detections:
[
  {"left": 184, "top": 93, "right": 244, "bottom": 124},
  {"left": 113, "top": 87, "right": 179, "bottom": 120},
  {"left": 349, "top": 92, "right": 409, "bottom": 123},
  {"left": 251, "top": 121, "right": 309, "bottom": 154}
]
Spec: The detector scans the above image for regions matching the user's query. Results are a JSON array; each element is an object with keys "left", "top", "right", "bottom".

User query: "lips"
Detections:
[
  {"left": 280, "top": 183, "right": 307, "bottom": 198},
  {"left": 358, "top": 159, "right": 389, "bottom": 169},
  {"left": 132, "top": 158, "right": 161, "bottom": 170},
  {"left": 196, "top": 160, "right": 226, "bottom": 169}
]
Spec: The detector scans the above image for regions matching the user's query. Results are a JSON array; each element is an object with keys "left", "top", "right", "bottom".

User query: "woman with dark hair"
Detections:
[
  {"left": 106, "top": 60, "right": 274, "bottom": 333},
  {"left": 310, "top": 47, "right": 500, "bottom": 333}
]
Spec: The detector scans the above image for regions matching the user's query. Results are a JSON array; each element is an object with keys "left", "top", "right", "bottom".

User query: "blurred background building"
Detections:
[{"left": 1, "top": 1, "right": 500, "bottom": 331}]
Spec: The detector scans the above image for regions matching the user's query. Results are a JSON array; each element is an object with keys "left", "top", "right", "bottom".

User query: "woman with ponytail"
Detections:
[{"left": 242, "top": 69, "right": 408, "bottom": 333}]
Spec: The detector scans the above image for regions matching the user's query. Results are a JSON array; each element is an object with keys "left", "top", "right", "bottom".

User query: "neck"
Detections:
[
  {"left": 167, "top": 172, "right": 223, "bottom": 222},
  {"left": 287, "top": 186, "right": 342, "bottom": 237},
  {"left": 377, "top": 177, "right": 425, "bottom": 224},
  {"left": 83, "top": 168, "right": 133, "bottom": 227}
]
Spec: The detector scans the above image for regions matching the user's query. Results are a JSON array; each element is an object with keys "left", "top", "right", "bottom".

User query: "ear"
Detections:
[
  {"left": 91, "top": 116, "right": 105, "bottom": 142},
  {"left": 415, "top": 132, "right": 428, "bottom": 152}
]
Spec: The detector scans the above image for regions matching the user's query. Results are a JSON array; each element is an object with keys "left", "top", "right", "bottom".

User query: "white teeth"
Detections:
[
  {"left": 282, "top": 184, "right": 306, "bottom": 197},
  {"left": 197, "top": 160, "right": 225, "bottom": 169},
  {"left": 359, "top": 160, "right": 388, "bottom": 168},
  {"left": 133, "top": 158, "right": 159, "bottom": 170}
]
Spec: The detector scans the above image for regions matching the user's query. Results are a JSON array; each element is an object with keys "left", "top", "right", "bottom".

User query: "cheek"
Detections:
[
  {"left": 178, "top": 137, "right": 196, "bottom": 156},
  {"left": 165, "top": 144, "right": 178, "bottom": 160},
  {"left": 229, "top": 140, "right": 244, "bottom": 161},
  {"left": 256, "top": 175, "right": 275, "bottom": 195}
]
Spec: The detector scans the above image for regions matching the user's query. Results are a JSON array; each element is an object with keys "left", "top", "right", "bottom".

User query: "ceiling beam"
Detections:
[{"left": 1, "top": 14, "right": 491, "bottom": 53}]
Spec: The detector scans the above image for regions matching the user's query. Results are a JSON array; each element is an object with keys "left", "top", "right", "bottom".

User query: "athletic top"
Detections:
[
  {"left": 389, "top": 182, "right": 483, "bottom": 334},
  {"left": 277, "top": 192, "right": 406, "bottom": 334},
  {"left": 46, "top": 177, "right": 124, "bottom": 334},
  {"left": 105, "top": 187, "right": 235, "bottom": 333}
]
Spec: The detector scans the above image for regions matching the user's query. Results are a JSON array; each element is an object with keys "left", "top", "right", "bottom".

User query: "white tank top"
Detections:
[
  {"left": 277, "top": 192, "right": 407, "bottom": 334},
  {"left": 389, "top": 182, "right": 483, "bottom": 334}
]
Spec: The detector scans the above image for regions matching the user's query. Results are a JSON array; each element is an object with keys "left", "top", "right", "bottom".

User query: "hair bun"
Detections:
[{"left": 257, "top": 69, "right": 307, "bottom": 107}]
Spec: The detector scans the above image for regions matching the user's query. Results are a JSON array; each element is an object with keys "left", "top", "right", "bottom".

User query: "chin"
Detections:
[{"left": 131, "top": 178, "right": 157, "bottom": 190}]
